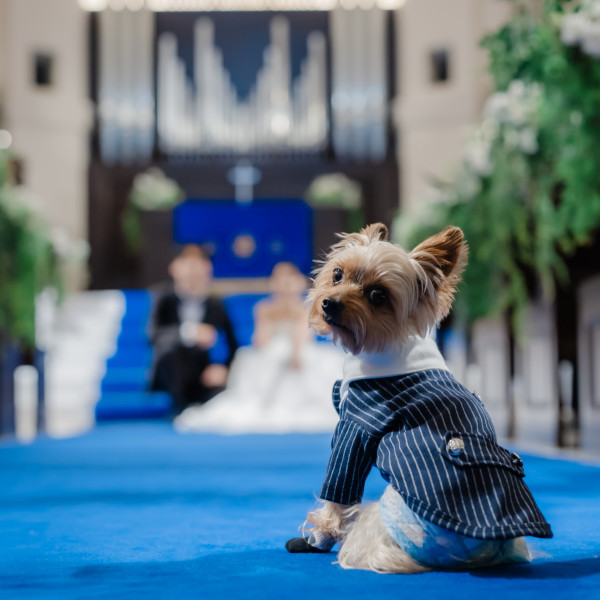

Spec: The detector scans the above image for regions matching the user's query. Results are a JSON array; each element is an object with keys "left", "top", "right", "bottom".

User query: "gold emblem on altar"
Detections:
[{"left": 232, "top": 234, "right": 257, "bottom": 259}]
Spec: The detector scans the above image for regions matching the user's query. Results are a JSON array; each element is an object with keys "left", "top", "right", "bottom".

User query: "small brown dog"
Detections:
[{"left": 286, "top": 224, "right": 552, "bottom": 573}]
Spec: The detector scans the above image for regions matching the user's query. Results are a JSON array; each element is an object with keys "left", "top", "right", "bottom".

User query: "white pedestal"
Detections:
[
  {"left": 472, "top": 317, "right": 511, "bottom": 438},
  {"left": 514, "top": 301, "right": 559, "bottom": 447},
  {"left": 577, "top": 275, "right": 600, "bottom": 453}
]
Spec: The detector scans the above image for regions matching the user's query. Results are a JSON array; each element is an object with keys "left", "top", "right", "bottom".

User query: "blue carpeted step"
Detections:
[
  {"left": 107, "top": 346, "right": 154, "bottom": 368},
  {"left": 121, "top": 288, "right": 153, "bottom": 312},
  {"left": 101, "top": 367, "right": 150, "bottom": 393},
  {"left": 117, "top": 323, "right": 150, "bottom": 346},
  {"left": 97, "top": 290, "right": 160, "bottom": 421},
  {"left": 95, "top": 391, "right": 171, "bottom": 420}
]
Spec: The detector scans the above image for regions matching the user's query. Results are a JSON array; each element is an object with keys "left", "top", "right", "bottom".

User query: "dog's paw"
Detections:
[{"left": 285, "top": 537, "right": 331, "bottom": 554}]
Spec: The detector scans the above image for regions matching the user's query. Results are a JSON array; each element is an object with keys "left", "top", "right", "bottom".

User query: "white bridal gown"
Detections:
[{"left": 174, "top": 323, "right": 345, "bottom": 434}]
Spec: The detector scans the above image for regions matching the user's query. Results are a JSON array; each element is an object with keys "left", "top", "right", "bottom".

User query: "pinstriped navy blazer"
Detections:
[{"left": 320, "top": 368, "right": 552, "bottom": 541}]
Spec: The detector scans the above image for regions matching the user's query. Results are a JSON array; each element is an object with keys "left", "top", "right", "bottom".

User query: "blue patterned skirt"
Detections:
[{"left": 379, "top": 486, "right": 531, "bottom": 569}]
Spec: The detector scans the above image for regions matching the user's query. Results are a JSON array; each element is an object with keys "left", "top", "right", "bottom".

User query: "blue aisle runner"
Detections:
[{"left": 0, "top": 423, "right": 599, "bottom": 599}]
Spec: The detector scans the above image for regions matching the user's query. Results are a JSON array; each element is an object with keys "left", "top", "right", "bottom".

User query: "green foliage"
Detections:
[
  {"left": 395, "top": 0, "right": 600, "bottom": 324},
  {"left": 121, "top": 202, "right": 144, "bottom": 254},
  {"left": 0, "top": 150, "right": 63, "bottom": 346}
]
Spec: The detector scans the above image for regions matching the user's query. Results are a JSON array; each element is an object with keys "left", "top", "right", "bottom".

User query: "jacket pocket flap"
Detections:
[{"left": 440, "top": 431, "right": 525, "bottom": 477}]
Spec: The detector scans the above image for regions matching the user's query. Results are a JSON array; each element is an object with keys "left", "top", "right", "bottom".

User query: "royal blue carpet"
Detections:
[{"left": 1, "top": 422, "right": 599, "bottom": 599}]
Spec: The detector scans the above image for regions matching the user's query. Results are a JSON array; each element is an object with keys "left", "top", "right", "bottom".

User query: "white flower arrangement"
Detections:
[
  {"left": 561, "top": 1, "right": 600, "bottom": 58},
  {"left": 460, "top": 79, "right": 541, "bottom": 186},
  {"left": 50, "top": 227, "right": 90, "bottom": 264},
  {"left": 429, "top": 79, "right": 542, "bottom": 206},
  {"left": 0, "top": 172, "right": 88, "bottom": 268},
  {"left": 463, "top": 130, "right": 494, "bottom": 177},
  {"left": 484, "top": 80, "right": 541, "bottom": 155},
  {"left": 305, "top": 172, "right": 362, "bottom": 209},
  {"left": 122, "top": 168, "right": 184, "bottom": 252},
  {"left": 129, "top": 167, "right": 183, "bottom": 211}
]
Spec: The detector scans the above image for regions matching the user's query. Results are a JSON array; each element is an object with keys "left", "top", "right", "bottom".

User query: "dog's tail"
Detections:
[{"left": 336, "top": 502, "right": 428, "bottom": 574}]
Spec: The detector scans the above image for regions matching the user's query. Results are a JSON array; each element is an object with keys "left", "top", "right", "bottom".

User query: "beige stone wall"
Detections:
[
  {"left": 0, "top": 0, "right": 9, "bottom": 115},
  {"left": 2, "top": 0, "right": 92, "bottom": 242},
  {"left": 393, "top": 0, "right": 513, "bottom": 214}
]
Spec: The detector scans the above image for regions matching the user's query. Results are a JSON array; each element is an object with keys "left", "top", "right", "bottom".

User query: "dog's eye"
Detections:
[
  {"left": 332, "top": 268, "right": 343, "bottom": 285},
  {"left": 368, "top": 287, "right": 388, "bottom": 307}
]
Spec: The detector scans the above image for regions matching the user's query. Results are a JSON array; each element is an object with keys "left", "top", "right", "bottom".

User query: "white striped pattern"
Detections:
[{"left": 320, "top": 369, "right": 553, "bottom": 541}]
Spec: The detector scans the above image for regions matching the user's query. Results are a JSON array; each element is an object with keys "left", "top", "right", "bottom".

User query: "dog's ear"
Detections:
[
  {"left": 409, "top": 226, "right": 468, "bottom": 320},
  {"left": 411, "top": 226, "right": 466, "bottom": 279}
]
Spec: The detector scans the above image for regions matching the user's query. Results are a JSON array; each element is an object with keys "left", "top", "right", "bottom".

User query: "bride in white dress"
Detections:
[{"left": 174, "top": 263, "right": 344, "bottom": 434}]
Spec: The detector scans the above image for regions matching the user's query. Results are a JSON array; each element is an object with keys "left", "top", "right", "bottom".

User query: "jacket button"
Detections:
[
  {"left": 447, "top": 437, "right": 465, "bottom": 456},
  {"left": 511, "top": 452, "right": 523, "bottom": 468}
]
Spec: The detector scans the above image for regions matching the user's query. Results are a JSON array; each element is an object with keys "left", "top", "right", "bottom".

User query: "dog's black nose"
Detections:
[{"left": 322, "top": 297, "right": 343, "bottom": 317}]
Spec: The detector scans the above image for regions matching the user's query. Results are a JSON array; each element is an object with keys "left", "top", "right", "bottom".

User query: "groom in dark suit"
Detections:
[{"left": 149, "top": 245, "right": 238, "bottom": 415}]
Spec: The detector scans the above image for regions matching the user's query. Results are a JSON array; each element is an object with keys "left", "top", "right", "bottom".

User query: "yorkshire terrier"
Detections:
[{"left": 286, "top": 223, "right": 552, "bottom": 573}]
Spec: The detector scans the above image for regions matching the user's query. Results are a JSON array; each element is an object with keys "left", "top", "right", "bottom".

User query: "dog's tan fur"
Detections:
[
  {"left": 303, "top": 223, "right": 468, "bottom": 572},
  {"left": 305, "top": 499, "right": 428, "bottom": 574}
]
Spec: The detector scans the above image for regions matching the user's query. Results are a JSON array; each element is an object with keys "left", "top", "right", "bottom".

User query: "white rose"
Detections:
[
  {"left": 589, "top": 2, "right": 600, "bottom": 20},
  {"left": 561, "top": 14, "right": 584, "bottom": 45},
  {"left": 504, "top": 129, "right": 521, "bottom": 150},
  {"left": 519, "top": 128, "right": 539, "bottom": 155},
  {"left": 485, "top": 93, "right": 510, "bottom": 122}
]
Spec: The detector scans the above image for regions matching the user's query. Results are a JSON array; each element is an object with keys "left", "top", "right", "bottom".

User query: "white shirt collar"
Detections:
[{"left": 340, "top": 334, "right": 448, "bottom": 402}]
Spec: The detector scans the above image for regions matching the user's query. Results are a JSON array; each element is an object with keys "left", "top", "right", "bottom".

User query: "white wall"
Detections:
[
  {"left": 2, "top": 0, "right": 92, "bottom": 243},
  {"left": 394, "top": 0, "right": 513, "bottom": 214}
]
